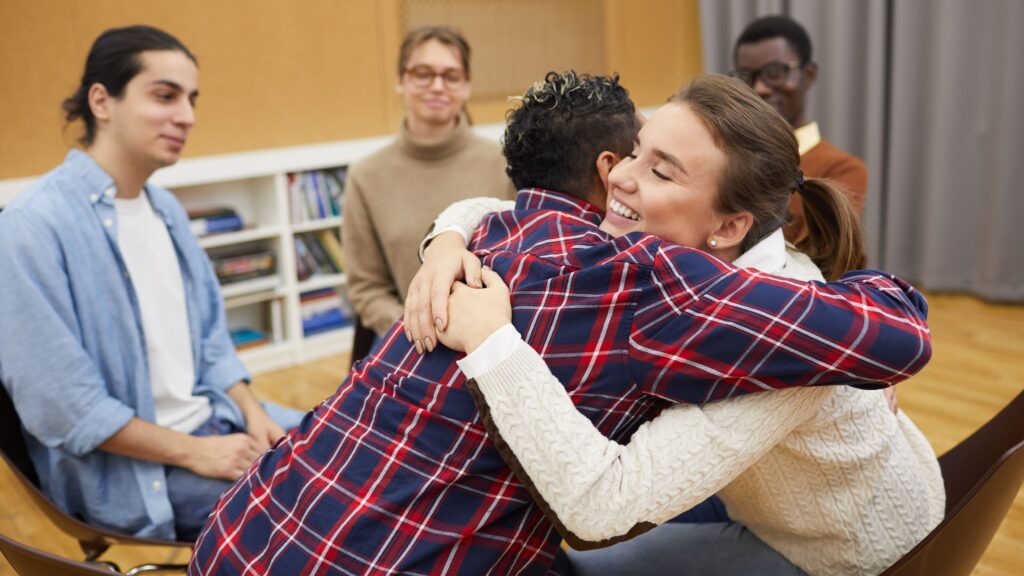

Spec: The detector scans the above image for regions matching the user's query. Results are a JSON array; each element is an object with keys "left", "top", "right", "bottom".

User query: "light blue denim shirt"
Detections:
[{"left": 0, "top": 150, "right": 250, "bottom": 539}]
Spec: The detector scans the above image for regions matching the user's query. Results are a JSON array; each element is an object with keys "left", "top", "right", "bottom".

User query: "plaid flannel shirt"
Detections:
[{"left": 191, "top": 189, "right": 931, "bottom": 575}]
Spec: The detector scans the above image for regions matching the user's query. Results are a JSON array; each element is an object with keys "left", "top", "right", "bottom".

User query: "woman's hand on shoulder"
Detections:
[
  {"left": 405, "top": 232, "right": 482, "bottom": 353},
  {"left": 436, "top": 267, "right": 512, "bottom": 354}
]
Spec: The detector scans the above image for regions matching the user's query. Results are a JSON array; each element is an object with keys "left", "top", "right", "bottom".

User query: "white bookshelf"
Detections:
[{"left": 0, "top": 123, "right": 506, "bottom": 375}]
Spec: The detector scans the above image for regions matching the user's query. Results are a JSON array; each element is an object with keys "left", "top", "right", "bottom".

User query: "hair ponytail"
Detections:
[{"left": 794, "top": 178, "right": 866, "bottom": 280}]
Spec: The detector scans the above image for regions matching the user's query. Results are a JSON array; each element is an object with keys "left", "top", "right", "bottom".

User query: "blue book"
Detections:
[
  {"left": 190, "top": 214, "right": 243, "bottom": 236},
  {"left": 303, "top": 309, "right": 349, "bottom": 335}
]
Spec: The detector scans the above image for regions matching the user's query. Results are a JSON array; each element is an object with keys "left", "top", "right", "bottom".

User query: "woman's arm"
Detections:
[
  {"left": 465, "top": 337, "right": 828, "bottom": 549},
  {"left": 405, "top": 197, "right": 514, "bottom": 351},
  {"left": 342, "top": 173, "right": 405, "bottom": 335},
  {"left": 441, "top": 268, "right": 827, "bottom": 549},
  {"left": 417, "top": 196, "right": 515, "bottom": 261}
]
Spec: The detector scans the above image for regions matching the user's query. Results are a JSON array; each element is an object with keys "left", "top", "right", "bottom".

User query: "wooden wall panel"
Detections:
[
  {"left": 604, "top": 0, "right": 705, "bottom": 108},
  {"left": 0, "top": 0, "right": 399, "bottom": 180},
  {"left": 0, "top": 0, "right": 702, "bottom": 181},
  {"left": 403, "top": 0, "right": 606, "bottom": 100}
]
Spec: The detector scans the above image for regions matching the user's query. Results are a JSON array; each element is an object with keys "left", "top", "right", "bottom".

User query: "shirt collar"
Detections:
[
  {"left": 513, "top": 188, "right": 604, "bottom": 226},
  {"left": 733, "top": 228, "right": 787, "bottom": 273},
  {"left": 65, "top": 149, "right": 117, "bottom": 204},
  {"left": 794, "top": 121, "right": 821, "bottom": 156},
  {"left": 65, "top": 148, "right": 174, "bottom": 227}
]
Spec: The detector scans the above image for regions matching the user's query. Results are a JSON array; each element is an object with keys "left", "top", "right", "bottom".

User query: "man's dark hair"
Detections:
[
  {"left": 734, "top": 15, "right": 813, "bottom": 65},
  {"left": 62, "top": 25, "right": 197, "bottom": 146},
  {"left": 502, "top": 71, "right": 639, "bottom": 201}
]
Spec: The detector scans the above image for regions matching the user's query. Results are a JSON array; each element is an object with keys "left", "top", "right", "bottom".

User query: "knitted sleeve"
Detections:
[
  {"left": 467, "top": 341, "right": 828, "bottom": 550},
  {"left": 419, "top": 197, "right": 516, "bottom": 260}
]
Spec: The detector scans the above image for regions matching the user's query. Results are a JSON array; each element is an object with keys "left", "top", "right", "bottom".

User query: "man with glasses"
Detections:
[
  {"left": 342, "top": 26, "right": 514, "bottom": 341},
  {"left": 731, "top": 15, "right": 868, "bottom": 244}
]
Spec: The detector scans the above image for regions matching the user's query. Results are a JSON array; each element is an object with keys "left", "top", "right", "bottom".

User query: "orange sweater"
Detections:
[{"left": 785, "top": 138, "right": 868, "bottom": 242}]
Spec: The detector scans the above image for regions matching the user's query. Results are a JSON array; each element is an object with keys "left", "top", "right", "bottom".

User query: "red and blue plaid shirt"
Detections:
[{"left": 191, "top": 189, "right": 931, "bottom": 575}]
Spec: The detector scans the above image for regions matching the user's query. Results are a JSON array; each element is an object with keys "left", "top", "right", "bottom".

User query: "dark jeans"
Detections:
[
  {"left": 166, "top": 403, "right": 306, "bottom": 540},
  {"left": 553, "top": 496, "right": 804, "bottom": 576},
  {"left": 565, "top": 522, "right": 806, "bottom": 576},
  {"left": 165, "top": 415, "right": 238, "bottom": 540}
]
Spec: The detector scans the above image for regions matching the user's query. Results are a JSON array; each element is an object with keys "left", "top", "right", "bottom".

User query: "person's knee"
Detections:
[
  {"left": 260, "top": 401, "right": 306, "bottom": 432},
  {"left": 165, "top": 465, "right": 233, "bottom": 539}
]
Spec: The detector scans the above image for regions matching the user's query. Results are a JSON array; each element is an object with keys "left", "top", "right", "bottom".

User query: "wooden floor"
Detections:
[{"left": 1, "top": 292, "right": 1021, "bottom": 574}]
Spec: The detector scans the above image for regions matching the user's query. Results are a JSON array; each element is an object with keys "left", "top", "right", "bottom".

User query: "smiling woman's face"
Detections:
[
  {"left": 396, "top": 38, "right": 470, "bottom": 128},
  {"left": 599, "top": 102, "right": 727, "bottom": 250}
]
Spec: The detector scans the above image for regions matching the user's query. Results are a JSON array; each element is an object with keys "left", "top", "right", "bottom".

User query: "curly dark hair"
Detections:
[{"left": 502, "top": 71, "right": 639, "bottom": 201}]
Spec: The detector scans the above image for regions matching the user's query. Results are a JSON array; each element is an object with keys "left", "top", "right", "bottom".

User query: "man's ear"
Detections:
[
  {"left": 802, "top": 60, "right": 818, "bottom": 88},
  {"left": 710, "top": 211, "right": 754, "bottom": 251},
  {"left": 87, "top": 83, "right": 112, "bottom": 122},
  {"left": 591, "top": 151, "right": 621, "bottom": 209},
  {"left": 595, "top": 151, "right": 621, "bottom": 191}
]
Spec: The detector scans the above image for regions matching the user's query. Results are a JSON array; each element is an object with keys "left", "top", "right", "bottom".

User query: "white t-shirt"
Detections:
[{"left": 115, "top": 192, "right": 211, "bottom": 433}]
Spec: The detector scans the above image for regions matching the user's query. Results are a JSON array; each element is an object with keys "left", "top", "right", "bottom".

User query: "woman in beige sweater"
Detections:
[
  {"left": 342, "top": 26, "right": 513, "bottom": 336},
  {"left": 411, "top": 76, "right": 943, "bottom": 575}
]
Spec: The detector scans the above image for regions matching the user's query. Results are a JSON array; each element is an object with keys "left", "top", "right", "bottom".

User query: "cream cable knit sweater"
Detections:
[
  {"left": 473, "top": 345, "right": 943, "bottom": 575},
  {"left": 428, "top": 198, "right": 944, "bottom": 575}
]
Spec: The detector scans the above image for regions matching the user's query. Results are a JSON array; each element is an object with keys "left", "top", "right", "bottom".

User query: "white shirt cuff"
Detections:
[
  {"left": 456, "top": 323, "right": 523, "bottom": 379},
  {"left": 419, "top": 225, "right": 470, "bottom": 262}
]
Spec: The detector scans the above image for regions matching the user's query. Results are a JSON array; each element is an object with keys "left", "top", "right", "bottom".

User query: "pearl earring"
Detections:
[{"left": 709, "top": 239, "right": 718, "bottom": 248}]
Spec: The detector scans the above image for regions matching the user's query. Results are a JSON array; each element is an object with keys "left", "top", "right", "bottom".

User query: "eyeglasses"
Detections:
[
  {"left": 729, "top": 61, "right": 802, "bottom": 88},
  {"left": 404, "top": 65, "right": 467, "bottom": 89}
]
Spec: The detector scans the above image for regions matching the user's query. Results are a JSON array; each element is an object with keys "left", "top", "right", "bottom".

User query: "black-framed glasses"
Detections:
[
  {"left": 729, "top": 61, "right": 802, "bottom": 88},
  {"left": 404, "top": 65, "right": 467, "bottom": 89}
]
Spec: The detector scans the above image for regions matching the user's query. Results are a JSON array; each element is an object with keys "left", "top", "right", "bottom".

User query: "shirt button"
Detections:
[
  {"left": 103, "top": 219, "right": 113, "bottom": 228},
  {"left": 89, "top": 193, "right": 99, "bottom": 202},
  {"left": 152, "top": 481, "right": 162, "bottom": 490},
  {"left": 105, "top": 188, "right": 115, "bottom": 198}
]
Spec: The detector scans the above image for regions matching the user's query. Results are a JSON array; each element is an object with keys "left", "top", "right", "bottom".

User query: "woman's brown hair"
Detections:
[
  {"left": 670, "top": 75, "right": 865, "bottom": 280},
  {"left": 397, "top": 26, "right": 471, "bottom": 79}
]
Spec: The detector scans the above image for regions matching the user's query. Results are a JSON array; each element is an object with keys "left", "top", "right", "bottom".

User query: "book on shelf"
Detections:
[
  {"left": 305, "top": 233, "right": 339, "bottom": 274},
  {"left": 294, "top": 232, "right": 344, "bottom": 279},
  {"left": 230, "top": 327, "right": 269, "bottom": 351},
  {"left": 300, "top": 287, "right": 352, "bottom": 336},
  {"left": 293, "top": 236, "right": 317, "bottom": 281},
  {"left": 309, "top": 171, "right": 328, "bottom": 219},
  {"left": 325, "top": 167, "right": 346, "bottom": 216},
  {"left": 317, "top": 230, "right": 346, "bottom": 272},
  {"left": 210, "top": 247, "right": 276, "bottom": 285},
  {"left": 288, "top": 167, "right": 346, "bottom": 223},
  {"left": 188, "top": 207, "right": 244, "bottom": 237}
]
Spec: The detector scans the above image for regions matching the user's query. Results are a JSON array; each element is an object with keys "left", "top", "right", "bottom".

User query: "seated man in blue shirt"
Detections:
[{"left": 0, "top": 25, "right": 302, "bottom": 540}]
